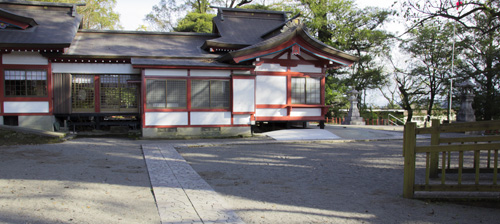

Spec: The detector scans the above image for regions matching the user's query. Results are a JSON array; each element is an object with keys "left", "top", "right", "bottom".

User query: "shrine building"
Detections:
[{"left": 0, "top": 0, "right": 357, "bottom": 138}]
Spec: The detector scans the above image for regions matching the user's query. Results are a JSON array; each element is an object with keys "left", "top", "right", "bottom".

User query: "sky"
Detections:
[{"left": 115, "top": 0, "right": 399, "bottom": 31}]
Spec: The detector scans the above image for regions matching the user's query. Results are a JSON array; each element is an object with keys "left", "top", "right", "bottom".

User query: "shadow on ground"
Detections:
[{"left": 178, "top": 140, "right": 500, "bottom": 223}]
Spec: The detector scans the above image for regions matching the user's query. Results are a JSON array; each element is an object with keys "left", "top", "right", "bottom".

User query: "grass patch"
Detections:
[{"left": 0, "top": 129, "right": 63, "bottom": 146}]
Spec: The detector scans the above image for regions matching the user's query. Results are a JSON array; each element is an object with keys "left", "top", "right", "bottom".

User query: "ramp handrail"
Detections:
[{"left": 388, "top": 113, "right": 405, "bottom": 126}]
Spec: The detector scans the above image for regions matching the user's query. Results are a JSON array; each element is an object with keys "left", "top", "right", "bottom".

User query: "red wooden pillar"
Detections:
[{"left": 94, "top": 75, "right": 100, "bottom": 113}]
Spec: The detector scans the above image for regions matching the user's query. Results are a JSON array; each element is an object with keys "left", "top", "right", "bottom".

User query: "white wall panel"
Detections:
[
  {"left": 190, "top": 112, "right": 231, "bottom": 125},
  {"left": 190, "top": 70, "right": 231, "bottom": 77},
  {"left": 256, "top": 76, "right": 287, "bottom": 104},
  {"left": 261, "top": 52, "right": 281, "bottom": 59},
  {"left": 233, "top": 115, "right": 251, "bottom": 125},
  {"left": 290, "top": 108, "right": 322, "bottom": 117},
  {"left": 2, "top": 52, "right": 48, "bottom": 65},
  {"left": 145, "top": 112, "right": 188, "bottom": 126},
  {"left": 4, "top": 101, "right": 49, "bottom": 113},
  {"left": 144, "top": 69, "right": 187, "bottom": 77},
  {"left": 233, "top": 79, "right": 255, "bottom": 112},
  {"left": 255, "top": 108, "right": 287, "bottom": 117},
  {"left": 290, "top": 64, "right": 322, "bottom": 73},
  {"left": 255, "top": 63, "right": 287, "bottom": 72},
  {"left": 52, "top": 63, "right": 140, "bottom": 74}
]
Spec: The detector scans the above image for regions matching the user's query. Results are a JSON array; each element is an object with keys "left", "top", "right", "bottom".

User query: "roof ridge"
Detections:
[
  {"left": 77, "top": 29, "right": 219, "bottom": 37},
  {"left": 210, "top": 6, "right": 290, "bottom": 15},
  {"left": 0, "top": 0, "right": 85, "bottom": 7}
]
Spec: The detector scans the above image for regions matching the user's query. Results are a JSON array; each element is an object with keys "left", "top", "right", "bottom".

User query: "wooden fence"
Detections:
[
  {"left": 325, "top": 117, "right": 390, "bottom": 125},
  {"left": 403, "top": 119, "right": 500, "bottom": 198}
]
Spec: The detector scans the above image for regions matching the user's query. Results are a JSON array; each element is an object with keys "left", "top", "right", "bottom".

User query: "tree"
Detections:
[
  {"left": 27, "top": 0, "right": 122, "bottom": 30},
  {"left": 326, "top": 6, "right": 394, "bottom": 108},
  {"left": 403, "top": 0, "right": 500, "bottom": 120},
  {"left": 403, "top": 0, "right": 500, "bottom": 35},
  {"left": 456, "top": 14, "right": 500, "bottom": 120},
  {"left": 174, "top": 12, "right": 214, "bottom": 33},
  {"left": 401, "top": 21, "right": 456, "bottom": 125},
  {"left": 145, "top": 0, "right": 254, "bottom": 32}
]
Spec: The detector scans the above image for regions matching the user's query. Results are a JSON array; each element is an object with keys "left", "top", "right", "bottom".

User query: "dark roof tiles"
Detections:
[
  {"left": 0, "top": 5, "right": 81, "bottom": 48},
  {"left": 67, "top": 31, "right": 217, "bottom": 58}
]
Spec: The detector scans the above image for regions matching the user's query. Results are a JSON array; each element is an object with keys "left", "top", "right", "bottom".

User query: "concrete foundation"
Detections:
[
  {"left": 143, "top": 126, "right": 252, "bottom": 139},
  {"left": 19, "top": 115, "right": 56, "bottom": 132}
]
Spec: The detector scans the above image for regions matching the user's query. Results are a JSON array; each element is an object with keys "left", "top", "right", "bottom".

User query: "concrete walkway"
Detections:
[
  {"left": 264, "top": 124, "right": 404, "bottom": 141},
  {"left": 142, "top": 144, "right": 244, "bottom": 224}
]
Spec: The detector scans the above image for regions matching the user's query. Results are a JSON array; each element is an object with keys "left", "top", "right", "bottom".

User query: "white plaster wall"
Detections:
[
  {"left": 290, "top": 64, "right": 322, "bottom": 73},
  {"left": 2, "top": 52, "right": 48, "bottom": 65},
  {"left": 233, "top": 79, "right": 255, "bottom": 112},
  {"left": 255, "top": 63, "right": 287, "bottom": 72},
  {"left": 145, "top": 69, "right": 188, "bottom": 77},
  {"left": 4, "top": 102, "right": 49, "bottom": 113},
  {"left": 52, "top": 63, "right": 140, "bottom": 74},
  {"left": 256, "top": 76, "right": 287, "bottom": 105},
  {"left": 145, "top": 112, "right": 188, "bottom": 126},
  {"left": 233, "top": 114, "right": 251, "bottom": 125},
  {"left": 190, "top": 112, "right": 231, "bottom": 125},
  {"left": 261, "top": 52, "right": 281, "bottom": 59},
  {"left": 290, "top": 108, "right": 322, "bottom": 117},
  {"left": 292, "top": 53, "right": 317, "bottom": 60},
  {"left": 190, "top": 69, "right": 231, "bottom": 77},
  {"left": 255, "top": 108, "right": 287, "bottom": 117}
]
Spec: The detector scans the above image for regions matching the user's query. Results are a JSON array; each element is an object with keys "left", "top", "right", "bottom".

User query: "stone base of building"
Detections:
[
  {"left": 20, "top": 116, "right": 56, "bottom": 131},
  {"left": 142, "top": 126, "right": 252, "bottom": 139},
  {"left": 1, "top": 115, "right": 55, "bottom": 132}
]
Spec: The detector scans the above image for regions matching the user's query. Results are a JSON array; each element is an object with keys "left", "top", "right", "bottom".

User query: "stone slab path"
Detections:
[{"left": 142, "top": 144, "right": 244, "bottom": 224}]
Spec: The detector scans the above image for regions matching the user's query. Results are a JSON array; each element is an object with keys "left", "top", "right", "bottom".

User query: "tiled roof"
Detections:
[
  {"left": 131, "top": 58, "right": 252, "bottom": 68},
  {"left": 0, "top": 3, "right": 81, "bottom": 48},
  {"left": 202, "top": 8, "right": 287, "bottom": 49},
  {"left": 66, "top": 30, "right": 218, "bottom": 58},
  {"left": 218, "top": 23, "right": 358, "bottom": 65}
]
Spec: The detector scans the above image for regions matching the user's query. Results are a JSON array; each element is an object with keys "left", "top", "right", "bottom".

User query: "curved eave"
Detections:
[
  {"left": 219, "top": 25, "right": 358, "bottom": 67},
  {"left": 202, "top": 39, "right": 249, "bottom": 51},
  {"left": 0, "top": 8, "right": 38, "bottom": 27}
]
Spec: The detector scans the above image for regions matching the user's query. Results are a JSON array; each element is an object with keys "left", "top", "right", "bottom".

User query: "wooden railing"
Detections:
[{"left": 403, "top": 119, "right": 500, "bottom": 198}]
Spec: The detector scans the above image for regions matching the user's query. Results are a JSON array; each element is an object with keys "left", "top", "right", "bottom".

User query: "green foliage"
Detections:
[
  {"left": 26, "top": 0, "right": 121, "bottom": 30},
  {"left": 325, "top": 76, "right": 349, "bottom": 118},
  {"left": 174, "top": 12, "right": 214, "bottom": 33},
  {"left": 297, "top": 1, "right": 394, "bottom": 108}
]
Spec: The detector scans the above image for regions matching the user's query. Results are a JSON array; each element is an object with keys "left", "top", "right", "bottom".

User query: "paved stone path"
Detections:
[{"left": 142, "top": 144, "right": 244, "bottom": 224}]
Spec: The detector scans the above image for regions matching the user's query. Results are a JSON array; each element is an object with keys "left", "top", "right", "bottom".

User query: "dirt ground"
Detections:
[
  {"left": 178, "top": 140, "right": 500, "bottom": 224},
  {"left": 0, "top": 129, "right": 62, "bottom": 146},
  {"left": 1, "top": 135, "right": 499, "bottom": 224},
  {"left": 0, "top": 138, "right": 160, "bottom": 224}
]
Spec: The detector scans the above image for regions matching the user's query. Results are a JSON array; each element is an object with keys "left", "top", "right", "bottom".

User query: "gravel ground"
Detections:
[
  {"left": 178, "top": 140, "right": 500, "bottom": 224},
  {"left": 0, "top": 138, "right": 160, "bottom": 224}
]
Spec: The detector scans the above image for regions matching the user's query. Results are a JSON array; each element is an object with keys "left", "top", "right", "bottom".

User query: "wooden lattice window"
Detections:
[
  {"left": 291, "top": 77, "right": 320, "bottom": 104},
  {"left": 146, "top": 79, "right": 186, "bottom": 109},
  {"left": 4, "top": 70, "right": 47, "bottom": 97},
  {"left": 100, "top": 75, "right": 139, "bottom": 112},
  {"left": 191, "top": 80, "right": 230, "bottom": 109},
  {"left": 71, "top": 75, "right": 94, "bottom": 112}
]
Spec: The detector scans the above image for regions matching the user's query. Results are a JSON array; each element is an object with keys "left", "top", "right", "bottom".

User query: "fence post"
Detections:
[
  {"left": 429, "top": 119, "right": 441, "bottom": 178},
  {"left": 403, "top": 122, "right": 417, "bottom": 198}
]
